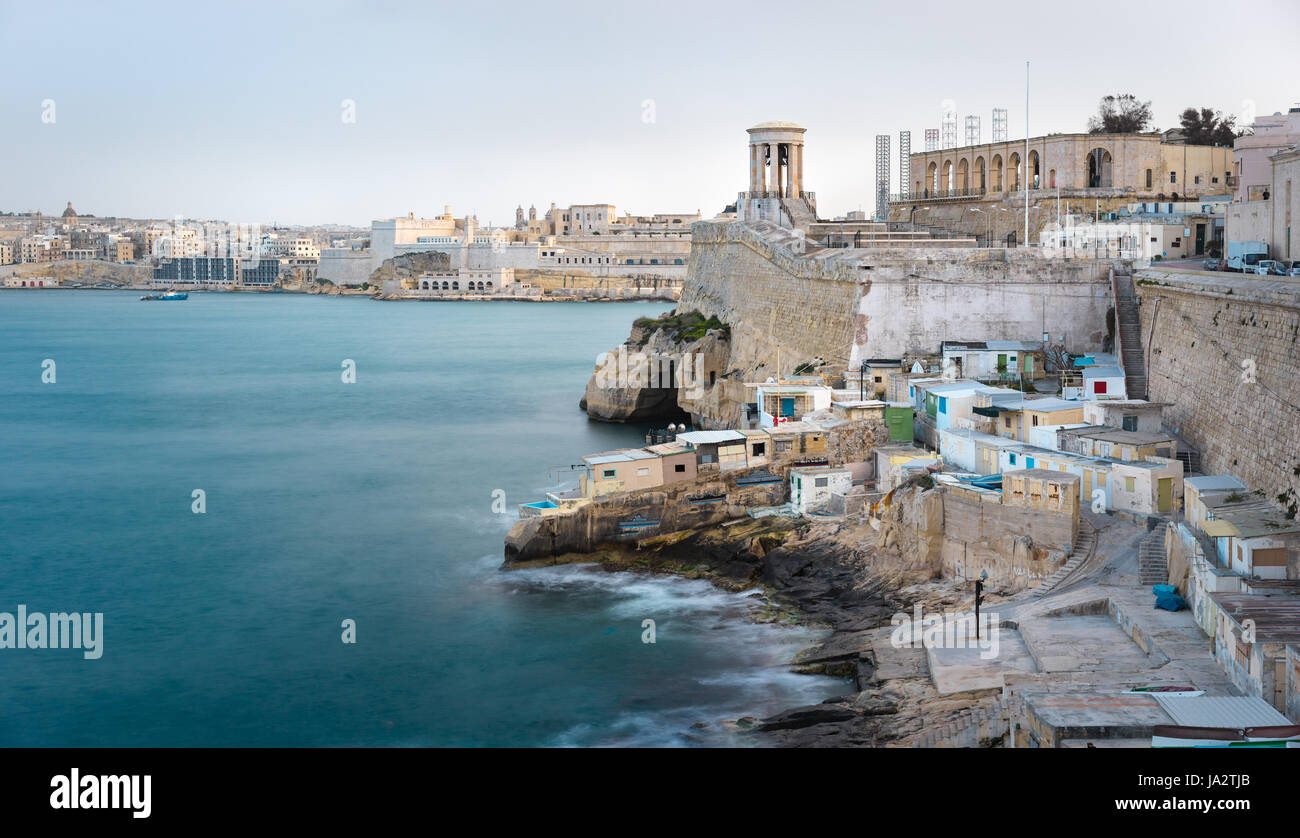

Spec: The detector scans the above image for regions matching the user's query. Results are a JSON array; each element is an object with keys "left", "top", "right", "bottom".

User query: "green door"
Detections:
[
  {"left": 1024, "top": 355, "right": 1034, "bottom": 376},
  {"left": 1158, "top": 477, "right": 1172, "bottom": 512}
]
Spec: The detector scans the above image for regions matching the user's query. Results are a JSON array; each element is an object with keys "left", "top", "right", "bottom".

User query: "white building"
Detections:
[{"left": 789, "top": 466, "right": 853, "bottom": 514}]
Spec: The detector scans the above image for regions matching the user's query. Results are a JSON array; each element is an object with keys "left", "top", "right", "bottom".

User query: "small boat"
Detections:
[
  {"left": 141, "top": 291, "right": 188, "bottom": 301},
  {"left": 617, "top": 513, "right": 660, "bottom": 533},
  {"left": 735, "top": 469, "right": 783, "bottom": 486}
]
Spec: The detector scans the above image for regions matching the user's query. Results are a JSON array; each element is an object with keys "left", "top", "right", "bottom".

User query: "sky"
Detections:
[{"left": 3, "top": 0, "right": 1298, "bottom": 227}]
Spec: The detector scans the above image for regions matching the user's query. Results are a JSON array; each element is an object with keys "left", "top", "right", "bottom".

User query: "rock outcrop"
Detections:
[{"left": 366, "top": 250, "right": 451, "bottom": 288}]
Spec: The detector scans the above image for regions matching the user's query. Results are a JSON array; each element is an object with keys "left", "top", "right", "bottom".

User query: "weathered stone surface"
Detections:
[
  {"left": 756, "top": 704, "right": 859, "bottom": 731},
  {"left": 1136, "top": 270, "right": 1300, "bottom": 505}
]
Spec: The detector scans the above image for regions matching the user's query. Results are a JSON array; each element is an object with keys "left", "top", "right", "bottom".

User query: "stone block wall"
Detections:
[{"left": 1136, "top": 270, "right": 1300, "bottom": 503}]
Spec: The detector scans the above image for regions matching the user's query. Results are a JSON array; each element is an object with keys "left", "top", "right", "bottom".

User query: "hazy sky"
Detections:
[{"left": 3, "top": 0, "right": 1298, "bottom": 227}]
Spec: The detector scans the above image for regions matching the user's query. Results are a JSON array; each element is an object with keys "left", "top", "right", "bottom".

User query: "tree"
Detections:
[
  {"left": 1178, "top": 107, "right": 1240, "bottom": 145},
  {"left": 1087, "top": 95, "right": 1153, "bottom": 134}
]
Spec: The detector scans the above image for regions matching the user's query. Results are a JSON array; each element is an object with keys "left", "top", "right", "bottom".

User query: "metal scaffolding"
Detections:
[
  {"left": 941, "top": 106, "right": 957, "bottom": 149},
  {"left": 924, "top": 128, "right": 939, "bottom": 152},
  {"left": 874, "top": 134, "right": 890, "bottom": 221},
  {"left": 964, "top": 115, "right": 980, "bottom": 147},
  {"left": 898, "top": 131, "right": 911, "bottom": 198},
  {"left": 992, "top": 108, "right": 1008, "bottom": 143}
]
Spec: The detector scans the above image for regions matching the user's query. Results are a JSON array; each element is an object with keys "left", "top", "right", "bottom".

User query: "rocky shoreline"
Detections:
[{"left": 504, "top": 501, "right": 1010, "bottom": 747}]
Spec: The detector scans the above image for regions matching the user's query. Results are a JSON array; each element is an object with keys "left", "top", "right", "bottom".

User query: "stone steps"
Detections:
[
  {"left": 1018, "top": 519, "right": 1097, "bottom": 602},
  {"left": 1137, "top": 527, "right": 1167, "bottom": 586},
  {"left": 1113, "top": 271, "right": 1148, "bottom": 399},
  {"left": 911, "top": 698, "right": 1009, "bottom": 748}
]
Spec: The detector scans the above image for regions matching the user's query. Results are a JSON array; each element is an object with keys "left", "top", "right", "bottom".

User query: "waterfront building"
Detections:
[{"left": 789, "top": 466, "right": 852, "bottom": 514}]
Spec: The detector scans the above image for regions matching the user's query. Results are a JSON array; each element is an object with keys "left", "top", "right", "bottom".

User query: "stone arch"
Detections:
[
  {"left": 1028, "top": 150, "right": 1041, "bottom": 189},
  {"left": 452, "top": 280, "right": 459, "bottom": 290},
  {"left": 957, "top": 158, "right": 970, "bottom": 191},
  {"left": 942, "top": 159, "right": 954, "bottom": 191},
  {"left": 1086, "top": 148, "right": 1113, "bottom": 188},
  {"left": 1007, "top": 152, "right": 1021, "bottom": 191},
  {"left": 991, "top": 154, "right": 1003, "bottom": 190},
  {"left": 1049, "top": 168, "right": 1056, "bottom": 188},
  {"left": 926, "top": 161, "right": 938, "bottom": 193},
  {"left": 974, "top": 156, "right": 986, "bottom": 191},
  {"left": 441, "top": 280, "right": 449, "bottom": 289}
]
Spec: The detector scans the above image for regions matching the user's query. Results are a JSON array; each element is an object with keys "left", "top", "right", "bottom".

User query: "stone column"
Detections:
[
  {"left": 794, "top": 143, "right": 803, "bottom": 196},
  {"left": 748, "top": 143, "right": 757, "bottom": 193}
]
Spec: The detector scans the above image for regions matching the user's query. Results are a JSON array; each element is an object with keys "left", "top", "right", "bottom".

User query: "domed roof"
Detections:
[
  {"left": 748, "top": 121, "right": 806, "bottom": 132},
  {"left": 62, "top": 201, "right": 77, "bottom": 217}
]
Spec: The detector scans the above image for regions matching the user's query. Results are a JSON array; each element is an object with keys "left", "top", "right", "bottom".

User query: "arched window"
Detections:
[
  {"left": 991, "top": 155, "right": 1003, "bottom": 191},
  {"left": 1086, "top": 148, "right": 1113, "bottom": 188}
]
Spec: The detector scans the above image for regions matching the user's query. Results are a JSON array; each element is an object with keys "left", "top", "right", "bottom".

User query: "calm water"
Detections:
[{"left": 0, "top": 291, "right": 842, "bottom": 746}]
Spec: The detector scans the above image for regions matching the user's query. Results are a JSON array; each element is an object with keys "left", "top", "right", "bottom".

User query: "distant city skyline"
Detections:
[{"left": 3, "top": 0, "right": 1298, "bottom": 227}]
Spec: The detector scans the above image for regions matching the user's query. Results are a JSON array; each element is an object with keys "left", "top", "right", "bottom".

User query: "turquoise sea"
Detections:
[{"left": 0, "top": 291, "right": 842, "bottom": 746}]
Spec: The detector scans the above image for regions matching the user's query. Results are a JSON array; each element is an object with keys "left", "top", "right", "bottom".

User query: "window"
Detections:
[
  {"left": 636, "top": 467, "right": 650, "bottom": 477},
  {"left": 1009, "top": 454, "right": 1017, "bottom": 465},
  {"left": 1145, "top": 169, "right": 1153, "bottom": 188},
  {"left": 1170, "top": 172, "right": 1177, "bottom": 184},
  {"left": 815, "top": 477, "right": 828, "bottom": 488},
  {"left": 1122, "top": 415, "right": 1137, "bottom": 431},
  {"left": 1004, "top": 416, "right": 1012, "bottom": 428},
  {"left": 674, "top": 463, "right": 686, "bottom": 473},
  {"left": 602, "top": 469, "right": 616, "bottom": 478},
  {"left": 1032, "top": 415, "right": 1039, "bottom": 426},
  {"left": 1124, "top": 476, "right": 1135, "bottom": 493},
  {"left": 1194, "top": 175, "right": 1201, "bottom": 184},
  {"left": 1094, "top": 381, "right": 1107, "bottom": 394},
  {"left": 752, "top": 442, "right": 766, "bottom": 456}
]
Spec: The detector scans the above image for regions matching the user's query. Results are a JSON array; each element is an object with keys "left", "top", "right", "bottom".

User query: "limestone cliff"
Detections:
[
  {"left": 579, "top": 310, "right": 725, "bottom": 424},
  {"left": 367, "top": 250, "right": 451, "bottom": 288},
  {"left": 873, "top": 481, "right": 946, "bottom": 586}
]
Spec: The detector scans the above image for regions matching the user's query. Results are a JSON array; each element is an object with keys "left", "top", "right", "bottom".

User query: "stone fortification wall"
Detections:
[{"left": 1136, "top": 269, "right": 1300, "bottom": 503}]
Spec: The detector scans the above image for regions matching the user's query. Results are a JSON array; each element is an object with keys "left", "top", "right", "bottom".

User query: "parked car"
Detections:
[
  {"left": 1254, "top": 259, "right": 1286, "bottom": 276},
  {"left": 1284, "top": 260, "right": 1300, "bottom": 277},
  {"left": 1201, "top": 257, "right": 1224, "bottom": 271}
]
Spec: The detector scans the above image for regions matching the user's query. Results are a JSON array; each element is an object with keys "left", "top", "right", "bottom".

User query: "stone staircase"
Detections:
[
  {"left": 1137, "top": 526, "right": 1168, "bottom": 586},
  {"left": 1175, "top": 447, "right": 1202, "bottom": 475},
  {"left": 1018, "top": 518, "right": 1097, "bottom": 602},
  {"left": 1112, "top": 269, "right": 1148, "bottom": 399},
  {"left": 781, "top": 197, "right": 817, "bottom": 231},
  {"left": 910, "top": 698, "right": 1010, "bottom": 748}
]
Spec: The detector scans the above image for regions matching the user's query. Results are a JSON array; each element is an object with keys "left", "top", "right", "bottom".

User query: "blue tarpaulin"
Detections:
[{"left": 1153, "top": 584, "right": 1186, "bottom": 611}]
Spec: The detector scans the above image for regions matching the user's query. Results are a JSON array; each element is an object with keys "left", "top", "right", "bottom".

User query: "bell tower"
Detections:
[{"left": 738, "top": 122, "right": 814, "bottom": 227}]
